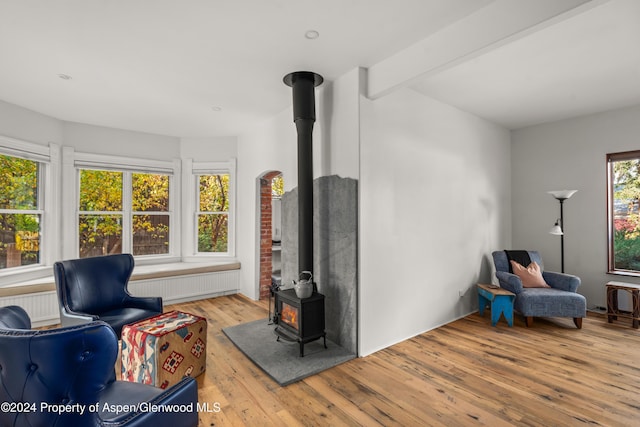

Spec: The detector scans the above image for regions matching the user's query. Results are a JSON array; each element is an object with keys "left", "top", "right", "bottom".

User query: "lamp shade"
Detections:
[
  {"left": 549, "top": 221, "right": 563, "bottom": 235},
  {"left": 548, "top": 190, "right": 578, "bottom": 200}
]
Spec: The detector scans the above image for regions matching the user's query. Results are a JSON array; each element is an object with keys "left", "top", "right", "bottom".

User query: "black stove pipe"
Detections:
[{"left": 283, "top": 71, "right": 323, "bottom": 276}]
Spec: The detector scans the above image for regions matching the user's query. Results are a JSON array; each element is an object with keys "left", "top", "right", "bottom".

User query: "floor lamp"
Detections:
[{"left": 548, "top": 190, "right": 577, "bottom": 273}]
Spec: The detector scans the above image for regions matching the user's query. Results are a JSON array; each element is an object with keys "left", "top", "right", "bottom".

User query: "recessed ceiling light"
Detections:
[
  {"left": 211, "top": 106, "right": 222, "bottom": 112},
  {"left": 57, "top": 73, "right": 72, "bottom": 80},
  {"left": 305, "top": 30, "right": 319, "bottom": 40}
]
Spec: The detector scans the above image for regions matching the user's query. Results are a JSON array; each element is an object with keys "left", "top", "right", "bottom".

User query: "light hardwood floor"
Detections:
[{"left": 165, "top": 295, "right": 638, "bottom": 426}]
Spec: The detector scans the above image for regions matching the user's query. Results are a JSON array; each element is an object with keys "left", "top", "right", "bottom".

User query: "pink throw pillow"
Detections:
[{"left": 509, "top": 260, "right": 550, "bottom": 288}]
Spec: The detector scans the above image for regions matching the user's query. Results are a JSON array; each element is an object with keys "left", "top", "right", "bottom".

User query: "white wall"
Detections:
[
  {"left": 180, "top": 137, "right": 237, "bottom": 161},
  {"left": 511, "top": 104, "right": 640, "bottom": 308},
  {"left": 319, "top": 68, "right": 362, "bottom": 180},
  {"left": 0, "top": 99, "right": 63, "bottom": 146},
  {"left": 63, "top": 121, "right": 180, "bottom": 159},
  {"left": 359, "top": 88, "right": 511, "bottom": 356},
  {"left": 0, "top": 101, "right": 181, "bottom": 160},
  {"left": 0, "top": 101, "right": 180, "bottom": 160}
]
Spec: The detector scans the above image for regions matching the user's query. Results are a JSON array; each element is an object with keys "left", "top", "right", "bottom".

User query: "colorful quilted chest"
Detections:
[{"left": 121, "top": 310, "right": 207, "bottom": 389}]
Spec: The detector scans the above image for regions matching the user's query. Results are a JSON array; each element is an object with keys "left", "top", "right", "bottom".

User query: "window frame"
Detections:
[
  {"left": 607, "top": 149, "right": 640, "bottom": 276},
  {"left": 182, "top": 158, "right": 236, "bottom": 260},
  {"left": 0, "top": 136, "right": 59, "bottom": 285},
  {"left": 63, "top": 148, "right": 181, "bottom": 264}
]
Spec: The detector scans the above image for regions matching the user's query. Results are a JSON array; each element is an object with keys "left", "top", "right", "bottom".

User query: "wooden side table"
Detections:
[
  {"left": 477, "top": 283, "right": 515, "bottom": 327},
  {"left": 606, "top": 281, "right": 640, "bottom": 329}
]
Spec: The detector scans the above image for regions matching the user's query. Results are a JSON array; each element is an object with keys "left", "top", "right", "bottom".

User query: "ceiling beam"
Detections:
[{"left": 366, "top": 0, "right": 611, "bottom": 100}]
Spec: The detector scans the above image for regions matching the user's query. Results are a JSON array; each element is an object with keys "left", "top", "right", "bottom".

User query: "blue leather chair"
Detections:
[
  {"left": 492, "top": 250, "right": 586, "bottom": 328},
  {"left": 0, "top": 305, "right": 199, "bottom": 427},
  {"left": 54, "top": 254, "right": 162, "bottom": 338}
]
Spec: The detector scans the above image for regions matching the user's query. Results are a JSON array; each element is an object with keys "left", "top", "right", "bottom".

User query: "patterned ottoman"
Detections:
[{"left": 121, "top": 310, "right": 207, "bottom": 389}]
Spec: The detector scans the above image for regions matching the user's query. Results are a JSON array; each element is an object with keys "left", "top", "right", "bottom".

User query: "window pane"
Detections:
[
  {"left": 0, "top": 214, "right": 40, "bottom": 269},
  {"left": 79, "top": 170, "right": 122, "bottom": 211},
  {"left": 132, "top": 173, "right": 169, "bottom": 212},
  {"left": 0, "top": 155, "right": 38, "bottom": 210},
  {"left": 198, "top": 213, "right": 228, "bottom": 252},
  {"left": 199, "top": 174, "right": 229, "bottom": 212},
  {"left": 612, "top": 158, "right": 640, "bottom": 271},
  {"left": 79, "top": 214, "right": 122, "bottom": 258},
  {"left": 272, "top": 174, "right": 284, "bottom": 197},
  {"left": 133, "top": 214, "right": 169, "bottom": 255}
]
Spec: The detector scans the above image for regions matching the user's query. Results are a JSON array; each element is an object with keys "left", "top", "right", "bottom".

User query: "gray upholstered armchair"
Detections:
[{"left": 492, "top": 250, "right": 586, "bottom": 328}]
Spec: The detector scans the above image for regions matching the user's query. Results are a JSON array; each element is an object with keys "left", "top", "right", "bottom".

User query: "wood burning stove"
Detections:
[
  {"left": 274, "top": 71, "right": 327, "bottom": 357},
  {"left": 274, "top": 289, "right": 326, "bottom": 357}
]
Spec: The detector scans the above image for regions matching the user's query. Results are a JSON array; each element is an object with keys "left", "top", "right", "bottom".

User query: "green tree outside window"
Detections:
[
  {"left": 198, "top": 174, "right": 229, "bottom": 253},
  {"left": 611, "top": 157, "right": 640, "bottom": 271},
  {"left": 0, "top": 154, "right": 40, "bottom": 269}
]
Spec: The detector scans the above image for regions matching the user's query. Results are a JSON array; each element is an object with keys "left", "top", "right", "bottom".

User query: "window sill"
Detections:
[
  {"left": 0, "top": 260, "right": 241, "bottom": 298},
  {"left": 130, "top": 260, "right": 240, "bottom": 281},
  {"left": 607, "top": 270, "right": 640, "bottom": 278}
]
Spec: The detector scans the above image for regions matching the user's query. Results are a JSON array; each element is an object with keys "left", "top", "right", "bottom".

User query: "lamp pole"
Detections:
[
  {"left": 548, "top": 190, "right": 577, "bottom": 274},
  {"left": 559, "top": 197, "right": 565, "bottom": 273}
]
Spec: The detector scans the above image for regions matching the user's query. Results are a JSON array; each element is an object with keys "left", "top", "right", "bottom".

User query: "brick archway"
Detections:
[{"left": 258, "top": 171, "right": 282, "bottom": 299}]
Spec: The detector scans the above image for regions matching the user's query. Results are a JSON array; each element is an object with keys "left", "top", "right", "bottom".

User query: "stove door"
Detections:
[{"left": 280, "top": 301, "right": 299, "bottom": 330}]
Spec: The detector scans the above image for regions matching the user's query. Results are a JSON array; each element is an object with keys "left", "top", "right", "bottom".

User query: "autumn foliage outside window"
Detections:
[
  {"left": 132, "top": 173, "right": 169, "bottom": 256},
  {"left": 272, "top": 175, "right": 284, "bottom": 197},
  {"left": 79, "top": 169, "right": 170, "bottom": 258},
  {"left": 197, "top": 174, "right": 229, "bottom": 253},
  {"left": 0, "top": 154, "right": 41, "bottom": 270}
]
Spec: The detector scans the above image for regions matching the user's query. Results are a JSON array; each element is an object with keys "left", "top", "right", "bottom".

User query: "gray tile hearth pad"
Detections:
[{"left": 222, "top": 319, "right": 356, "bottom": 386}]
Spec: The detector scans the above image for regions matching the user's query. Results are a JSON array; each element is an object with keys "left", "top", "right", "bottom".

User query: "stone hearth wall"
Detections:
[{"left": 281, "top": 175, "right": 358, "bottom": 355}]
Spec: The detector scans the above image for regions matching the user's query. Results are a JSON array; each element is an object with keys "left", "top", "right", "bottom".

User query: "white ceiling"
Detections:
[
  {"left": 411, "top": 0, "right": 640, "bottom": 129},
  {"left": 0, "top": 0, "right": 637, "bottom": 138}
]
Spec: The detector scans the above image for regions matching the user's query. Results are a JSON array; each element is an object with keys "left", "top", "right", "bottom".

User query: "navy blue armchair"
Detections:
[
  {"left": 54, "top": 254, "right": 162, "bottom": 338},
  {"left": 0, "top": 305, "right": 198, "bottom": 427},
  {"left": 492, "top": 250, "right": 586, "bottom": 328}
]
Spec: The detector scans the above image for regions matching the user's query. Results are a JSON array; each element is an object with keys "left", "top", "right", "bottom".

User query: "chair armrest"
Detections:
[
  {"left": 542, "top": 271, "right": 581, "bottom": 293},
  {"left": 495, "top": 271, "right": 523, "bottom": 294},
  {"left": 123, "top": 295, "right": 163, "bottom": 312},
  {"left": 60, "top": 306, "right": 98, "bottom": 326},
  {"left": 0, "top": 305, "right": 31, "bottom": 329}
]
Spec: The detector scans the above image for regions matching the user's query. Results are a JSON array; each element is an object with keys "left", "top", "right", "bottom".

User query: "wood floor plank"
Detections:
[{"left": 303, "top": 372, "right": 383, "bottom": 427}]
